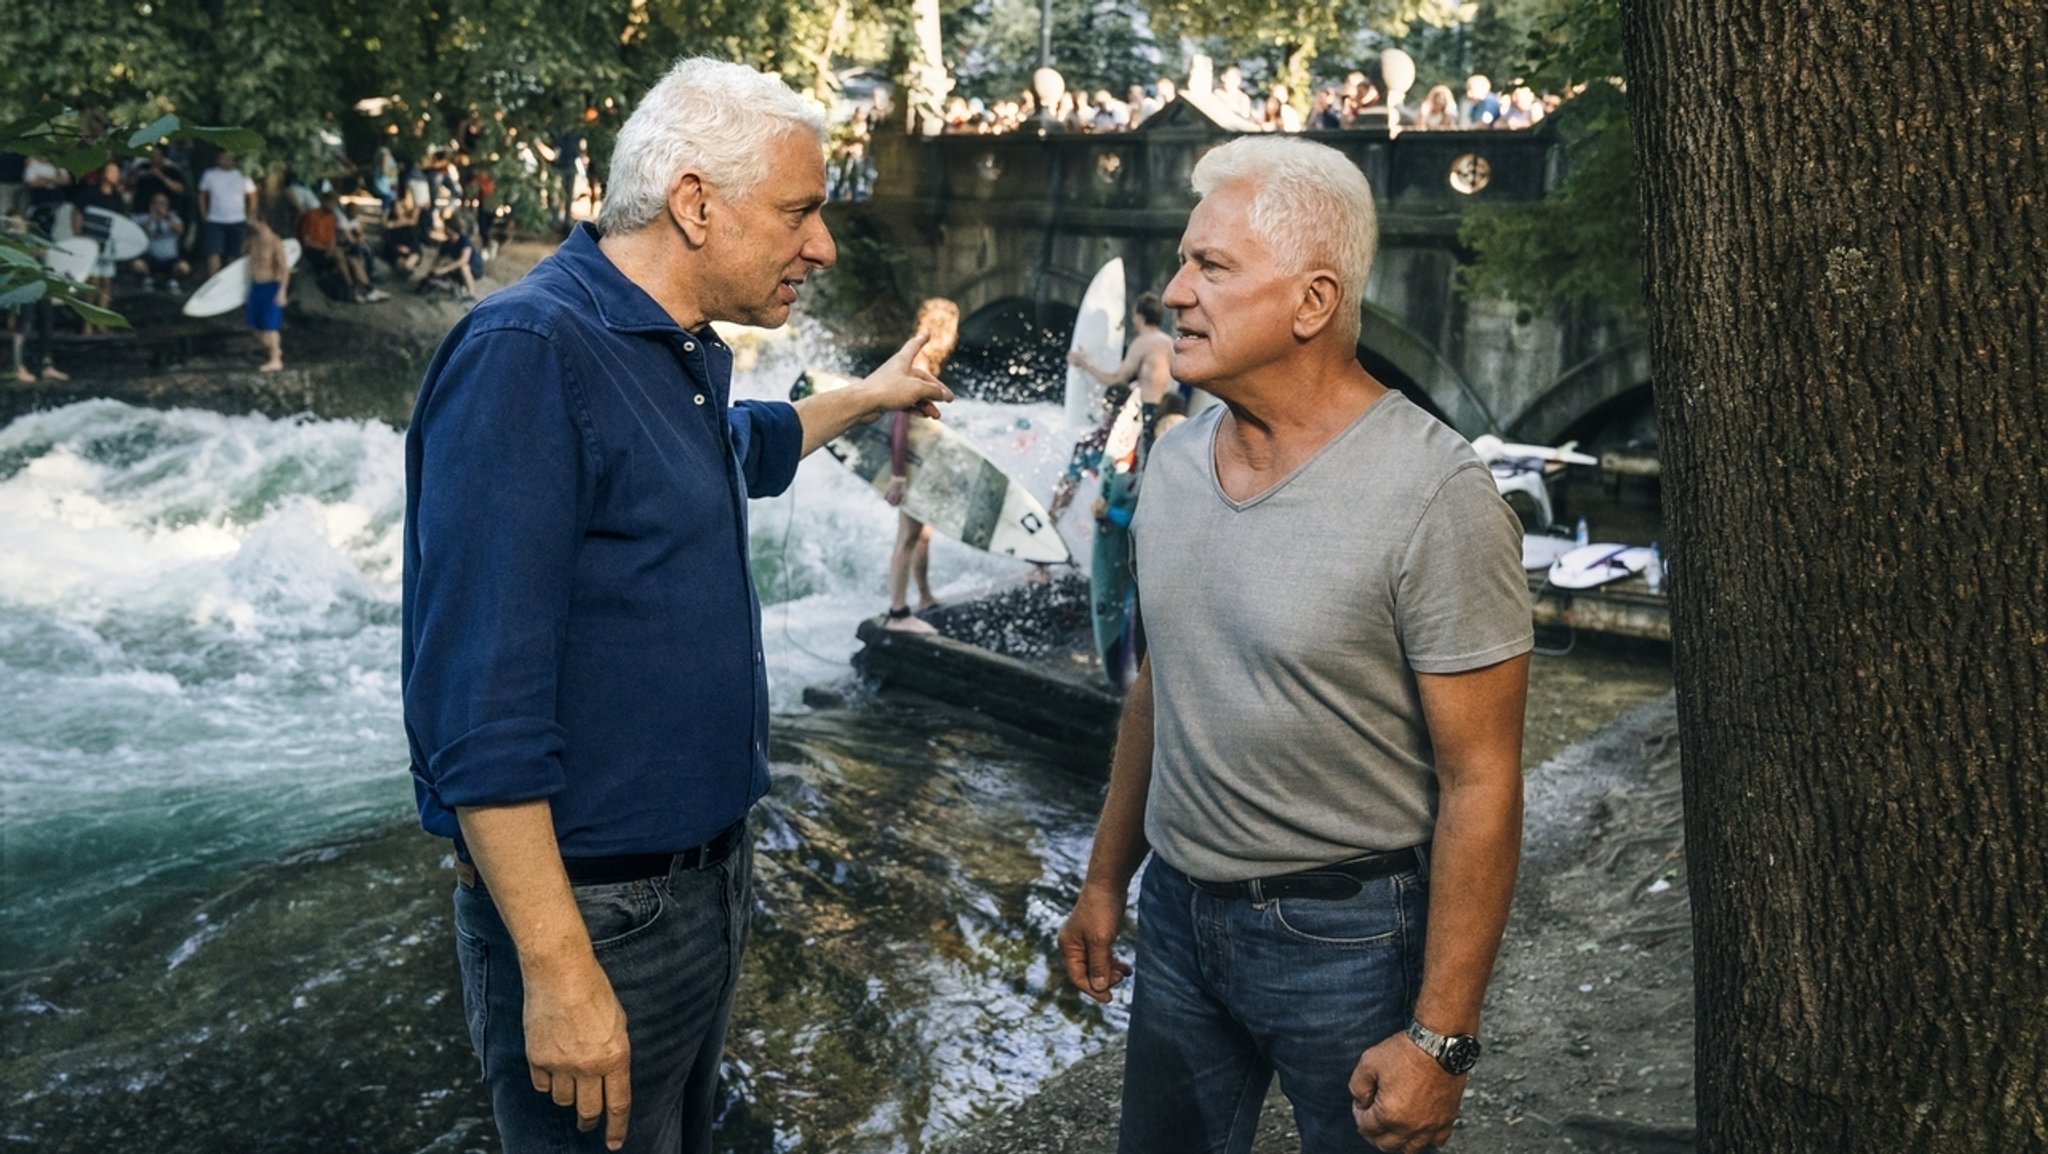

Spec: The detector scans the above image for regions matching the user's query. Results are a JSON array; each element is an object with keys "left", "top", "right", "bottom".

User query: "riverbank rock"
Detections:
[
  {"left": 939, "top": 692, "right": 1695, "bottom": 1154},
  {"left": 3, "top": 238, "right": 557, "bottom": 427}
]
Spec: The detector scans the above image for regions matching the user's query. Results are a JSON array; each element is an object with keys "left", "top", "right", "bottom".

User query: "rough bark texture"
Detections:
[{"left": 1619, "top": 1, "right": 2047, "bottom": 1149}]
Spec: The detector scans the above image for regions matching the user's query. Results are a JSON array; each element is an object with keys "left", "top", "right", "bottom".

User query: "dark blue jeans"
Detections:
[
  {"left": 453, "top": 832, "right": 752, "bottom": 1154},
  {"left": 1120, "top": 857, "right": 1429, "bottom": 1154}
]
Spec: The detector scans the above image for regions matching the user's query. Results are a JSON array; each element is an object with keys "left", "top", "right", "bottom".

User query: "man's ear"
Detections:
[
  {"left": 668, "top": 172, "right": 710, "bottom": 246},
  {"left": 1293, "top": 269, "right": 1345, "bottom": 340}
]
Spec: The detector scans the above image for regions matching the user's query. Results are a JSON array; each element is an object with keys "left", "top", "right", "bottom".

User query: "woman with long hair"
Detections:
[
  {"left": 1416, "top": 84, "right": 1461, "bottom": 131},
  {"left": 883, "top": 298, "right": 961, "bottom": 632}
]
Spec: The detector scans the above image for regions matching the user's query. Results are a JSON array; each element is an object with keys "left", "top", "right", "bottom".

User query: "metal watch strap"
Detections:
[{"left": 1407, "top": 1019, "right": 1480, "bottom": 1074}]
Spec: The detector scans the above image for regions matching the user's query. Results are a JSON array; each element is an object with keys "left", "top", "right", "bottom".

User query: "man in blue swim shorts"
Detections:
[{"left": 244, "top": 216, "right": 290, "bottom": 372}]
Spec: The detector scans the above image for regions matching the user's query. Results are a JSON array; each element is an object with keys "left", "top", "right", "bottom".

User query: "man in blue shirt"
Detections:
[{"left": 402, "top": 58, "right": 951, "bottom": 1154}]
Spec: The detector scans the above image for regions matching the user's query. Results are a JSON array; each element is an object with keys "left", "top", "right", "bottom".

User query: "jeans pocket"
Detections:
[
  {"left": 1269, "top": 875, "right": 1407, "bottom": 947},
  {"left": 575, "top": 877, "right": 666, "bottom": 951}
]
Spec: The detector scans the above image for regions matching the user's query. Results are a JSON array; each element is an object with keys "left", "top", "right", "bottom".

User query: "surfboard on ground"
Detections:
[
  {"left": 793, "top": 368, "right": 1072, "bottom": 565},
  {"left": 183, "top": 240, "right": 302, "bottom": 318},
  {"left": 42, "top": 237, "right": 99, "bottom": 283},
  {"left": 1522, "top": 533, "right": 1577, "bottom": 572},
  {"left": 1064, "top": 258, "right": 1126, "bottom": 427},
  {"left": 54, "top": 206, "right": 149, "bottom": 263},
  {"left": 1548, "top": 543, "right": 1655, "bottom": 589}
]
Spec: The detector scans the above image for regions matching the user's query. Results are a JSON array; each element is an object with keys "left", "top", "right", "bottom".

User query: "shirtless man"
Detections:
[
  {"left": 244, "top": 217, "right": 291, "bottom": 372},
  {"left": 1052, "top": 293, "right": 1177, "bottom": 520},
  {"left": 1068, "top": 292, "right": 1175, "bottom": 408}
]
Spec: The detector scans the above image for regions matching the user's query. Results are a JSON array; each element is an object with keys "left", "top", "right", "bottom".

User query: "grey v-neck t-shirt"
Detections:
[{"left": 1130, "top": 393, "right": 1532, "bottom": 881}]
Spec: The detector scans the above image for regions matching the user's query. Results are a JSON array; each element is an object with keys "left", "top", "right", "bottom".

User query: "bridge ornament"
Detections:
[{"left": 1449, "top": 153, "right": 1493, "bottom": 195}]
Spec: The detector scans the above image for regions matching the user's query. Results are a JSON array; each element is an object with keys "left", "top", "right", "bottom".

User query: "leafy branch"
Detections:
[{"left": 1, "top": 108, "right": 264, "bottom": 329}]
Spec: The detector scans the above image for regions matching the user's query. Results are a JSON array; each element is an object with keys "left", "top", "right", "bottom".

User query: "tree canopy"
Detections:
[{"left": 1457, "top": 0, "right": 1641, "bottom": 316}]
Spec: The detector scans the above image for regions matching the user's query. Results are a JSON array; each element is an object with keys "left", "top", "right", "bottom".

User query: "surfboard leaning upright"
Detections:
[
  {"left": 1064, "top": 258, "right": 1126, "bottom": 427},
  {"left": 792, "top": 368, "right": 1072, "bottom": 565}
]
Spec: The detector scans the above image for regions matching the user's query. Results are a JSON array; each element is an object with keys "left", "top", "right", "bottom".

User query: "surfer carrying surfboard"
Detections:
[
  {"left": 882, "top": 298, "right": 960, "bottom": 634},
  {"left": 1059, "top": 136, "right": 1531, "bottom": 1154},
  {"left": 1067, "top": 292, "right": 1177, "bottom": 457},
  {"left": 244, "top": 216, "right": 291, "bottom": 373}
]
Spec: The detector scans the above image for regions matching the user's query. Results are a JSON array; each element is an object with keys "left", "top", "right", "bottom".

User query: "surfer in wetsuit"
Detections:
[
  {"left": 882, "top": 297, "right": 960, "bottom": 633},
  {"left": 1050, "top": 293, "right": 1175, "bottom": 521}
]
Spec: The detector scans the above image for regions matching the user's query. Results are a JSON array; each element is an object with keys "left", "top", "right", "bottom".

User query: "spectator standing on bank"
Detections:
[
  {"left": 76, "top": 162, "right": 129, "bottom": 332},
  {"left": 23, "top": 154, "right": 70, "bottom": 234},
  {"left": 127, "top": 147, "right": 188, "bottom": 217},
  {"left": 371, "top": 141, "right": 400, "bottom": 215},
  {"left": 198, "top": 151, "right": 256, "bottom": 277},
  {"left": 133, "top": 191, "right": 191, "bottom": 292}
]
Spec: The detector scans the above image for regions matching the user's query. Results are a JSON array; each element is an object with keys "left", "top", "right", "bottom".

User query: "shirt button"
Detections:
[
  {"left": 683, "top": 340, "right": 696, "bottom": 352},
  {"left": 694, "top": 394, "right": 706, "bottom": 405}
]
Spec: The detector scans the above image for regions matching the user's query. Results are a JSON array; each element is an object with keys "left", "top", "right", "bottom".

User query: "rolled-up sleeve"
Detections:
[
  {"left": 405, "top": 326, "right": 595, "bottom": 817},
  {"left": 728, "top": 399, "right": 802, "bottom": 498}
]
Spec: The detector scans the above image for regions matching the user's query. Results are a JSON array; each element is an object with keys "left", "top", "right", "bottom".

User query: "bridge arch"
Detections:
[
  {"left": 1357, "top": 303, "right": 1499, "bottom": 437},
  {"left": 1502, "top": 339, "right": 1652, "bottom": 445}
]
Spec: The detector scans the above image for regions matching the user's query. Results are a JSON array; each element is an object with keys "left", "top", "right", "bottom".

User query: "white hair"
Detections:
[
  {"left": 598, "top": 57, "right": 827, "bottom": 235},
  {"left": 1189, "top": 136, "right": 1379, "bottom": 337}
]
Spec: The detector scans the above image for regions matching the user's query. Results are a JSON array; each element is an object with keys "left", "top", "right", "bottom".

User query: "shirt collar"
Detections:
[{"left": 554, "top": 222, "right": 708, "bottom": 339}]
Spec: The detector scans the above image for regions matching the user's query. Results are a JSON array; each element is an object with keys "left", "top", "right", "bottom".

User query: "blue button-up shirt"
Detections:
[{"left": 401, "top": 224, "right": 802, "bottom": 857}]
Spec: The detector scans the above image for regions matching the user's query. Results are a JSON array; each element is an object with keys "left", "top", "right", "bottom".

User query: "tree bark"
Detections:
[{"left": 1620, "top": 1, "right": 2046, "bottom": 1149}]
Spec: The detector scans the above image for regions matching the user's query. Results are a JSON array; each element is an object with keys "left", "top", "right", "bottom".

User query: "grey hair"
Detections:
[
  {"left": 597, "top": 57, "right": 828, "bottom": 235},
  {"left": 1189, "top": 136, "right": 1379, "bottom": 337}
]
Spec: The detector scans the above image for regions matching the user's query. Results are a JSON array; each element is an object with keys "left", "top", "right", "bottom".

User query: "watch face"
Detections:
[{"left": 1442, "top": 1036, "right": 1481, "bottom": 1075}]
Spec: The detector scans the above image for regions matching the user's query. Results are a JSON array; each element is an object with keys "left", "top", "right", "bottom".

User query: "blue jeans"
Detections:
[
  {"left": 1119, "top": 857, "right": 1429, "bottom": 1154},
  {"left": 453, "top": 831, "right": 752, "bottom": 1154}
]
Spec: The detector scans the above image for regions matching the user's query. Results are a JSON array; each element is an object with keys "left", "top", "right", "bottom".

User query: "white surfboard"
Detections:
[
  {"left": 54, "top": 206, "right": 150, "bottom": 262},
  {"left": 43, "top": 237, "right": 99, "bottom": 283},
  {"left": 1470, "top": 433, "right": 1599, "bottom": 468},
  {"left": 1064, "top": 258, "right": 1126, "bottom": 427},
  {"left": 794, "top": 368, "right": 1072, "bottom": 565},
  {"left": 1548, "top": 543, "right": 1655, "bottom": 590},
  {"left": 1522, "top": 533, "right": 1576, "bottom": 572},
  {"left": 183, "top": 240, "right": 302, "bottom": 318}
]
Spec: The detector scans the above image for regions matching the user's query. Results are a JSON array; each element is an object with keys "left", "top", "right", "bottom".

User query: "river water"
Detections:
[{"left": 0, "top": 345, "right": 1671, "bottom": 1153}]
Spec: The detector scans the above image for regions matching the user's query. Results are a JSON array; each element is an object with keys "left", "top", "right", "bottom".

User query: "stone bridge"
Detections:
[{"left": 827, "top": 101, "right": 1648, "bottom": 445}]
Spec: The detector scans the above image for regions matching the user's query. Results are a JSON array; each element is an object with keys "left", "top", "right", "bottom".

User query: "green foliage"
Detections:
[
  {"left": 1456, "top": 0, "right": 1642, "bottom": 316},
  {"left": 951, "top": 0, "right": 1166, "bottom": 103},
  {"left": 2, "top": 108, "right": 265, "bottom": 328},
  {"left": 1143, "top": 0, "right": 1473, "bottom": 84},
  {"left": 0, "top": 0, "right": 899, "bottom": 235}
]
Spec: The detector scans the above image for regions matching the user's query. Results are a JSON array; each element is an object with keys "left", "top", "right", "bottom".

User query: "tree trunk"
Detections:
[{"left": 1620, "top": 1, "right": 2046, "bottom": 1150}]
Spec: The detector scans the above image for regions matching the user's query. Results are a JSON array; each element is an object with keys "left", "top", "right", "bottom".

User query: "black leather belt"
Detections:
[
  {"left": 560, "top": 818, "right": 748, "bottom": 885},
  {"left": 1188, "top": 846, "right": 1424, "bottom": 902}
]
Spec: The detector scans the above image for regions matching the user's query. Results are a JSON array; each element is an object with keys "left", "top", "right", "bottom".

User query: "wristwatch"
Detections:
[{"left": 1406, "top": 1019, "right": 1481, "bottom": 1075}]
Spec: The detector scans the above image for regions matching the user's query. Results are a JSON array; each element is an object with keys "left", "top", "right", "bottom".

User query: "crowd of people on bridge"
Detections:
[
  {"left": 930, "top": 61, "right": 1557, "bottom": 137},
  {"left": 825, "top": 56, "right": 1561, "bottom": 199}
]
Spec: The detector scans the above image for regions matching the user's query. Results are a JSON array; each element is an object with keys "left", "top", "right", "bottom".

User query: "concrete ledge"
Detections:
[{"left": 1530, "top": 573, "right": 1671, "bottom": 642}]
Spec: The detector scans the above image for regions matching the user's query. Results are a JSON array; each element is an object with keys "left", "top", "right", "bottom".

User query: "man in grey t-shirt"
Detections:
[{"left": 1059, "top": 136, "right": 1532, "bottom": 1154}]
